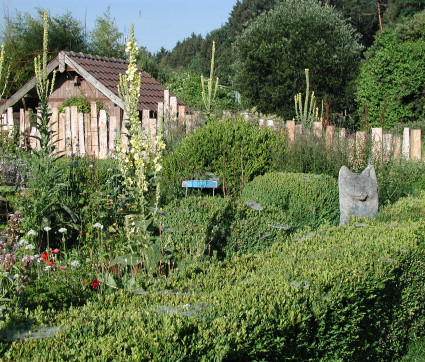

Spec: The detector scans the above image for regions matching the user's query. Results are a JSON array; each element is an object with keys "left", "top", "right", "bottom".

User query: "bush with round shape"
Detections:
[
  {"left": 240, "top": 172, "right": 339, "bottom": 229},
  {"left": 161, "top": 117, "right": 284, "bottom": 203}
]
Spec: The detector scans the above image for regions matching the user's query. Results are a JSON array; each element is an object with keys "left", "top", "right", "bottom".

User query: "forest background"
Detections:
[{"left": 2, "top": 0, "right": 425, "bottom": 130}]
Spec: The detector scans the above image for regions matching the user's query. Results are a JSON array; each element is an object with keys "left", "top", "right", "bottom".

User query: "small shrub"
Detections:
[
  {"left": 162, "top": 196, "right": 234, "bottom": 260},
  {"left": 17, "top": 269, "right": 94, "bottom": 311},
  {"left": 241, "top": 171, "right": 339, "bottom": 229},
  {"left": 163, "top": 196, "right": 293, "bottom": 260},
  {"left": 225, "top": 202, "right": 292, "bottom": 256}
]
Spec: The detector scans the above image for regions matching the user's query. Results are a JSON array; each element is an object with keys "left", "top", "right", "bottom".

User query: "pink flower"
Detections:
[
  {"left": 61, "top": 266, "right": 67, "bottom": 270},
  {"left": 52, "top": 249, "right": 60, "bottom": 254}
]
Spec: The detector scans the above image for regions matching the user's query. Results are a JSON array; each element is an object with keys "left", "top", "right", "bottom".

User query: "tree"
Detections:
[
  {"left": 325, "top": 0, "right": 381, "bottom": 48},
  {"left": 1, "top": 8, "right": 87, "bottom": 95},
  {"left": 384, "top": 0, "right": 425, "bottom": 24},
  {"left": 89, "top": 6, "right": 124, "bottom": 58},
  {"left": 356, "top": 10, "right": 425, "bottom": 129},
  {"left": 233, "top": 0, "right": 363, "bottom": 118}
]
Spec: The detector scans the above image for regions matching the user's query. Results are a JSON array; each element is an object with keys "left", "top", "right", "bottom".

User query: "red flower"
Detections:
[
  {"left": 49, "top": 260, "right": 55, "bottom": 267},
  {"left": 41, "top": 252, "right": 49, "bottom": 262},
  {"left": 91, "top": 279, "right": 100, "bottom": 289},
  {"left": 52, "top": 249, "right": 60, "bottom": 254},
  {"left": 61, "top": 266, "right": 67, "bottom": 270}
]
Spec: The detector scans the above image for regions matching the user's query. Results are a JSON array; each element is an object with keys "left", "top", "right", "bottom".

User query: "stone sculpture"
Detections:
[{"left": 338, "top": 165, "right": 378, "bottom": 225}]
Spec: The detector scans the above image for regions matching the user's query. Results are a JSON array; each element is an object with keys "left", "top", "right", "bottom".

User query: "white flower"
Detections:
[
  {"left": 25, "top": 244, "right": 35, "bottom": 250},
  {"left": 18, "top": 239, "right": 28, "bottom": 246},
  {"left": 44, "top": 265, "right": 52, "bottom": 271},
  {"left": 107, "top": 168, "right": 113, "bottom": 172},
  {"left": 27, "top": 230, "right": 37, "bottom": 236},
  {"left": 58, "top": 228, "right": 67, "bottom": 233},
  {"left": 93, "top": 223, "right": 104, "bottom": 230},
  {"left": 70, "top": 260, "right": 80, "bottom": 268},
  {"left": 44, "top": 226, "right": 51, "bottom": 232}
]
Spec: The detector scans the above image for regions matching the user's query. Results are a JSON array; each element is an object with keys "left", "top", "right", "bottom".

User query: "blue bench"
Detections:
[{"left": 182, "top": 180, "right": 218, "bottom": 197}]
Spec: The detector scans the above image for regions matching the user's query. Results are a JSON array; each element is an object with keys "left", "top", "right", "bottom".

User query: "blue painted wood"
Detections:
[{"left": 182, "top": 180, "right": 218, "bottom": 189}]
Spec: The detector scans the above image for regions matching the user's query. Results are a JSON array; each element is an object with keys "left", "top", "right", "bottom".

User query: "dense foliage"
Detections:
[
  {"left": 161, "top": 117, "right": 284, "bottom": 202},
  {"left": 356, "top": 10, "right": 425, "bottom": 129},
  {"left": 241, "top": 172, "right": 340, "bottom": 229},
  {"left": 233, "top": 0, "right": 363, "bottom": 118},
  {"left": 2, "top": 194, "right": 425, "bottom": 359}
]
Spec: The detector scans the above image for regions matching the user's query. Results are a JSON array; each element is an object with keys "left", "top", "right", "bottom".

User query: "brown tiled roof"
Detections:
[{"left": 65, "top": 51, "right": 186, "bottom": 112}]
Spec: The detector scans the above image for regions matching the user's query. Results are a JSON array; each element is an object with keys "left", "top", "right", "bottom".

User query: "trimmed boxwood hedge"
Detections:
[
  {"left": 162, "top": 196, "right": 293, "bottom": 259},
  {"left": 241, "top": 171, "right": 339, "bottom": 229},
  {"left": 2, "top": 214, "right": 425, "bottom": 360}
]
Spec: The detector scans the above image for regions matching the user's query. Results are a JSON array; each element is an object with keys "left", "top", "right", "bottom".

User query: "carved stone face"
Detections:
[{"left": 338, "top": 165, "right": 379, "bottom": 225}]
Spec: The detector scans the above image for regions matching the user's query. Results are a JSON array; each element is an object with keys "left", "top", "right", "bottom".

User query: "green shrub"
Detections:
[
  {"left": 162, "top": 196, "right": 293, "bottom": 260},
  {"left": 3, "top": 216, "right": 425, "bottom": 360},
  {"left": 356, "top": 11, "right": 425, "bottom": 129},
  {"left": 161, "top": 117, "right": 284, "bottom": 203},
  {"left": 224, "top": 202, "right": 292, "bottom": 256},
  {"left": 241, "top": 171, "right": 339, "bottom": 229},
  {"left": 16, "top": 269, "right": 94, "bottom": 311},
  {"left": 58, "top": 97, "right": 104, "bottom": 114},
  {"left": 378, "top": 190, "right": 425, "bottom": 223},
  {"left": 375, "top": 159, "right": 425, "bottom": 206},
  {"left": 162, "top": 196, "right": 234, "bottom": 260}
]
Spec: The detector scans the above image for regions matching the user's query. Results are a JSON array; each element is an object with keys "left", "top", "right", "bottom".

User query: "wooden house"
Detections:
[{"left": 0, "top": 51, "right": 191, "bottom": 158}]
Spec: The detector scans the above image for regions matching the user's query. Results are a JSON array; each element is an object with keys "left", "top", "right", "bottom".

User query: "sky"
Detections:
[{"left": 1, "top": 0, "right": 236, "bottom": 53}]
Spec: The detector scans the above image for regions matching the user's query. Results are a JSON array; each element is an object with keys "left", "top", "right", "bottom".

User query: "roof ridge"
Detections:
[{"left": 64, "top": 51, "right": 129, "bottom": 64}]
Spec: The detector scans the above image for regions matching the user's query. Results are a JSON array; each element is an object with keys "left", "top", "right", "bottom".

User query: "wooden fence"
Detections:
[
  {"left": 0, "top": 94, "right": 200, "bottom": 158},
  {"left": 255, "top": 118, "right": 422, "bottom": 162},
  {"left": 1, "top": 103, "right": 423, "bottom": 162}
]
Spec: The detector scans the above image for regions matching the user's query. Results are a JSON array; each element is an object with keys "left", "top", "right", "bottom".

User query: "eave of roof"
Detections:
[{"left": 0, "top": 51, "right": 187, "bottom": 114}]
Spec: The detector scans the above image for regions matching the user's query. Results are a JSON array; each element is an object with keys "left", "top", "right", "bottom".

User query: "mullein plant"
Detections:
[
  {"left": 0, "top": 44, "right": 9, "bottom": 100},
  {"left": 20, "top": 10, "right": 63, "bottom": 245},
  {"left": 117, "top": 24, "right": 165, "bottom": 257},
  {"left": 294, "top": 68, "right": 322, "bottom": 129},
  {"left": 33, "top": 10, "right": 57, "bottom": 158},
  {"left": 201, "top": 40, "right": 219, "bottom": 117}
]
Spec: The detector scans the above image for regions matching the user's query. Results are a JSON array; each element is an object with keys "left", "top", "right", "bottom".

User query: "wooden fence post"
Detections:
[
  {"left": 109, "top": 115, "right": 118, "bottom": 156},
  {"left": 411, "top": 129, "right": 421, "bottom": 161},
  {"left": 371, "top": 127, "right": 383, "bottom": 161},
  {"left": 121, "top": 111, "right": 128, "bottom": 153},
  {"left": 326, "top": 125, "right": 335, "bottom": 149},
  {"left": 98, "top": 110, "right": 108, "bottom": 159},
  {"left": 286, "top": 120, "right": 295, "bottom": 144},
  {"left": 402, "top": 127, "right": 410, "bottom": 160},
  {"left": 393, "top": 135, "right": 401, "bottom": 159},
  {"left": 313, "top": 122, "right": 322, "bottom": 138},
  {"left": 85, "top": 113, "right": 92, "bottom": 156},
  {"left": 356, "top": 131, "right": 367, "bottom": 161},
  {"left": 90, "top": 102, "right": 99, "bottom": 158},
  {"left": 78, "top": 112, "right": 85, "bottom": 156},
  {"left": 383, "top": 133, "right": 392, "bottom": 161},
  {"left": 70, "top": 106, "right": 79, "bottom": 155}
]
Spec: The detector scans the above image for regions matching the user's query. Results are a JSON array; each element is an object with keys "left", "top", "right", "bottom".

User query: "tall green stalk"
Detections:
[
  {"left": 117, "top": 24, "right": 165, "bottom": 255},
  {"left": 201, "top": 41, "right": 219, "bottom": 116},
  {"left": 294, "top": 68, "right": 321, "bottom": 128}
]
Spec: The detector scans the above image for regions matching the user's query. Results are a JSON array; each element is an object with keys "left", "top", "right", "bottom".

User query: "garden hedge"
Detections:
[
  {"left": 162, "top": 196, "right": 292, "bottom": 259},
  {"left": 2, "top": 211, "right": 425, "bottom": 360},
  {"left": 240, "top": 171, "right": 339, "bottom": 229}
]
